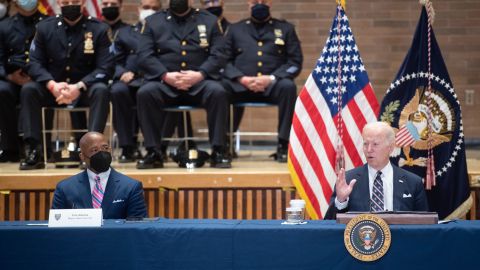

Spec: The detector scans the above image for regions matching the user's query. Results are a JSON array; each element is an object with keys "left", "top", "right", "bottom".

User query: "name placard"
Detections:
[{"left": 48, "top": 209, "right": 103, "bottom": 227}]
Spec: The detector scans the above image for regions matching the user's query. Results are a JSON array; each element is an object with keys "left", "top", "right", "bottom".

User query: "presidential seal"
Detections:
[{"left": 344, "top": 214, "right": 391, "bottom": 262}]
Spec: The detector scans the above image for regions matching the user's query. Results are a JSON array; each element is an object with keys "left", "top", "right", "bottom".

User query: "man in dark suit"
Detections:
[
  {"left": 19, "top": 0, "right": 113, "bottom": 170},
  {"left": 222, "top": 0, "right": 303, "bottom": 162},
  {"left": 0, "top": 0, "right": 47, "bottom": 162},
  {"left": 324, "top": 121, "right": 429, "bottom": 219},
  {"left": 107, "top": 0, "right": 161, "bottom": 163},
  {"left": 135, "top": 0, "right": 231, "bottom": 169},
  {"left": 52, "top": 132, "right": 147, "bottom": 219}
]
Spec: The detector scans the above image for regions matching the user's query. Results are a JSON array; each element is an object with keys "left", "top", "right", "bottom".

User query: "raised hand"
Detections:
[{"left": 335, "top": 168, "right": 357, "bottom": 203}]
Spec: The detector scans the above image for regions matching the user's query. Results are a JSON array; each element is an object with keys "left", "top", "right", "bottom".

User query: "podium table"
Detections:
[{"left": 0, "top": 219, "right": 479, "bottom": 270}]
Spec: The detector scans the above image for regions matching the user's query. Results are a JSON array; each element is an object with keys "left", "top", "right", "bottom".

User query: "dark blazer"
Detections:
[
  {"left": 324, "top": 164, "right": 429, "bottom": 219},
  {"left": 112, "top": 21, "right": 144, "bottom": 86},
  {"left": 27, "top": 15, "right": 113, "bottom": 86},
  {"left": 137, "top": 9, "right": 227, "bottom": 97},
  {"left": 0, "top": 12, "right": 47, "bottom": 78},
  {"left": 52, "top": 168, "right": 147, "bottom": 219},
  {"left": 223, "top": 18, "right": 303, "bottom": 94}
]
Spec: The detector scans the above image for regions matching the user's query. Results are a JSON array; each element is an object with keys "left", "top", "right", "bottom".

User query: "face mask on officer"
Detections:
[
  {"left": 139, "top": 8, "right": 155, "bottom": 24},
  {"left": 206, "top": 6, "right": 223, "bottom": 17},
  {"left": 16, "top": 0, "right": 38, "bottom": 12},
  {"left": 61, "top": 4, "right": 82, "bottom": 21},
  {"left": 102, "top": 6, "right": 120, "bottom": 21},
  {"left": 0, "top": 3, "right": 7, "bottom": 19},
  {"left": 87, "top": 151, "right": 112, "bottom": 173},
  {"left": 251, "top": 3, "right": 270, "bottom": 22},
  {"left": 169, "top": 0, "right": 189, "bottom": 15}
]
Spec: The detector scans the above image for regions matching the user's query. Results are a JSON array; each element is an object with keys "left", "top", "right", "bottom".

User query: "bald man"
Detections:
[
  {"left": 51, "top": 132, "right": 147, "bottom": 219},
  {"left": 324, "top": 122, "right": 429, "bottom": 219}
]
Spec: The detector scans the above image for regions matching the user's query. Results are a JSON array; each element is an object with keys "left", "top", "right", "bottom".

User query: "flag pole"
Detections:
[
  {"left": 335, "top": 2, "right": 345, "bottom": 174},
  {"left": 423, "top": 0, "right": 436, "bottom": 189}
]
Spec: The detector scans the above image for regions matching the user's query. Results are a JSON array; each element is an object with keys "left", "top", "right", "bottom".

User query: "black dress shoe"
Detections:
[
  {"left": 119, "top": 147, "right": 143, "bottom": 163},
  {"left": 19, "top": 149, "right": 45, "bottom": 170},
  {"left": 0, "top": 150, "right": 20, "bottom": 163},
  {"left": 270, "top": 145, "right": 288, "bottom": 163},
  {"left": 210, "top": 150, "right": 232, "bottom": 168},
  {"left": 136, "top": 150, "right": 164, "bottom": 169},
  {"left": 118, "top": 147, "right": 135, "bottom": 163}
]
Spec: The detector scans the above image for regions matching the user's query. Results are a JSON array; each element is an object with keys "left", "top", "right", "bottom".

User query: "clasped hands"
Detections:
[
  {"left": 163, "top": 70, "right": 204, "bottom": 91},
  {"left": 335, "top": 168, "right": 357, "bottom": 203},
  {"left": 47, "top": 80, "right": 81, "bottom": 105},
  {"left": 238, "top": 75, "right": 273, "bottom": 93}
]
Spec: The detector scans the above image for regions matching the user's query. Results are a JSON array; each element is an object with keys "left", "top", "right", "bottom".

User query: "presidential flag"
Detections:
[
  {"left": 39, "top": 0, "right": 102, "bottom": 18},
  {"left": 288, "top": 5, "right": 379, "bottom": 220},
  {"left": 379, "top": 6, "right": 471, "bottom": 219}
]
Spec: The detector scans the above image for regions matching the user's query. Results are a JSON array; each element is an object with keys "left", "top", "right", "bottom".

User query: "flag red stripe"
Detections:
[
  {"left": 333, "top": 113, "right": 364, "bottom": 167},
  {"left": 298, "top": 88, "right": 337, "bottom": 170},
  {"left": 288, "top": 143, "right": 323, "bottom": 218},
  {"left": 291, "top": 100, "right": 333, "bottom": 201},
  {"left": 363, "top": 83, "right": 380, "bottom": 116},
  {"left": 91, "top": 0, "right": 102, "bottom": 17}
]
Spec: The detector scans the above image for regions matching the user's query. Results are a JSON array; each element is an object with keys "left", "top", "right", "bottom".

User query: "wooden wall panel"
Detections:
[{"left": 0, "top": 187, "right": 298, "bottom": 221}]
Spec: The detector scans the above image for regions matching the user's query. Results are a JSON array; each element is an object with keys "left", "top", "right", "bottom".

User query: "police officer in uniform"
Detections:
[
  {"left": 223, "top": 0, "right": 303, "bottom": 162},
  {"left": 0, "top": 0, "right": 47, "bottom": 162},
  {"left": 19, "top": 0, "right": 113, "bottom": 170},
  {"left": 201, "top": 0, "right": 229, "bottom": 34},
  {"left": 105, "top": 0, "right": 161, "bottom": 162},
  {"left": 161, "top": 0, "right": 231, "bottom": 156},
  {"left": 136, "top": 0, "right": 231, "bottom": 169}
]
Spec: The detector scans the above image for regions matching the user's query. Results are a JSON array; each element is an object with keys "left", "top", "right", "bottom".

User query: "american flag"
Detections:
[
  {"left": 38, "top": 0, "right": 102, "bottom": 18},
  {"left": 395, "top": 122, "right": 420, "bottom": 147},
  {"left": 288, "top": 5, "right": 379, "bottom": 220}
]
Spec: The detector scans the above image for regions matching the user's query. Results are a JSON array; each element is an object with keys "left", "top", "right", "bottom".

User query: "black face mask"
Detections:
[
  {"left": 102, "top": 6, "right": 120, "bottom": 21},
  {"left": 170, "top": 0, "right": 189, "bottom": 15},
  {"left": 88, "top": 151, "right": 112, "bottom": 173},
  {"left": 206, "top": 6, "right": 223, "bottom": 18},
  {"left": 251, "top": 3, "right": 270, "bottom": 22},
  {"left": 62, "top": 5, "right": 82, "bottom": 21}
]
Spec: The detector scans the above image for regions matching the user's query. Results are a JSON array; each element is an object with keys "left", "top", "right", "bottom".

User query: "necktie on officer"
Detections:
[
  {"left": 370, "top": 171, "right": 384, "bottom": 212},
  {"left": 92, "top": 175, "right": 104, "bottom": 208}
]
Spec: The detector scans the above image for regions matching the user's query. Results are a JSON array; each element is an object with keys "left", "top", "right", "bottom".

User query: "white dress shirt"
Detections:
[
  {"left": 87, "top": 168, "right": 111, "bottom": 194},
  {"left": 335, "top": 162, "right": 394, "bottom": 211}
]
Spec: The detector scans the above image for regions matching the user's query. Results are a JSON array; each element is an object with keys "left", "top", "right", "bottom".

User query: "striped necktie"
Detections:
[
  {"left": 370, "top": 171, "right": 384, "bottom": 212},
  {"left": 92, "top": 175, "right": 104, "bottom": 209}
]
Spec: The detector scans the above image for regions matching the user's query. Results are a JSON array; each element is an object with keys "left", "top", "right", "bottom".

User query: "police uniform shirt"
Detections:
[
  {"left": 0, "top": 12, "right": 46, "bottom": 79},
  {"left": 137, "top": 8, "right": 227, "bottom": 83},
  {"left": 27, "top": 15, "right": 113, "bottom": 86},
  {"left": 223, "top": 18, "right": 302, "bottom": 82},
  {"left": 113, "top": 22, "right": 144, "bottom": 83}
]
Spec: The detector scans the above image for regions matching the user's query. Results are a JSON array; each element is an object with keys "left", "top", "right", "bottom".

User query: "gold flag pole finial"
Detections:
[{"left": 337, "top": 0, "right": 346, "bottom": 10}]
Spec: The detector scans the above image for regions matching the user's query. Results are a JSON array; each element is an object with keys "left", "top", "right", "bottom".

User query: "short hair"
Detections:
[{"left": 363, "top": 121, "right": 395, "bottom": 145}]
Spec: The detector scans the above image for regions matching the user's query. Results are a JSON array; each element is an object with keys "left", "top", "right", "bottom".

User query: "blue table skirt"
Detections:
[{"left": 0, "top": 219, "right": 479, "bottom": 270}]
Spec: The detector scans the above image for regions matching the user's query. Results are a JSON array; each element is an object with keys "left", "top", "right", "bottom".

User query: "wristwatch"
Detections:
[{"left": 269, "top": 75, "right": 276, "bottom": 82}]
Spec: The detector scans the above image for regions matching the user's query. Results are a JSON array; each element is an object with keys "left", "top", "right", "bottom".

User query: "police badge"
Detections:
[
  {"left": 197, "top": 24, "right": 209, "bottom": 48},
  {"left": 274, "top": 28, "right": 284, "bottom": 45},
  {"left": 84, "top": 32, "right": 94, "bottom": 54}
]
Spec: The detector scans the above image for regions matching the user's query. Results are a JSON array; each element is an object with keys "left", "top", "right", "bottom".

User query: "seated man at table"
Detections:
[
  {"left": 324, "top": 121, "right": 429, "bottom": 219},
  {"left": 51, "top": 132, "right": 147, "bottom": 219}
]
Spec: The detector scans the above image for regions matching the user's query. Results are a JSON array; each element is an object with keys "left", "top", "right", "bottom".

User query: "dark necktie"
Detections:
[{"left": 370, "top": 171, "right": 384, "bottom": 212}]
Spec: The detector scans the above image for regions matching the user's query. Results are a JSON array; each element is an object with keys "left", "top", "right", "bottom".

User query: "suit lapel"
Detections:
[
  {"left": 79, "top": 171, "right": 93, "bottom": 208},
  {"left": 101, "top": 169, "right": 119, "bottom": 215},
  {"left": 358, "top": 165, "right": 372, "bottom": 210},
  {"left": 392, "top": 165, "right": 405, "bottom": 211}
]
